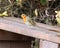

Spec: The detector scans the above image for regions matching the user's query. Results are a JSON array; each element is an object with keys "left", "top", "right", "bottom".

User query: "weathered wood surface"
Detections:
[
  {"left": 0, "top": 17, "right": 60, "bottom": 43},
  {"left": 0, "top": 29, "right": 33, "bottom": 41},
  {"left": 39, "top": 40, "right": 59, "bottom": 48},
  {"left": 0, "top": 41, "right": 31, "bottom": 48}
]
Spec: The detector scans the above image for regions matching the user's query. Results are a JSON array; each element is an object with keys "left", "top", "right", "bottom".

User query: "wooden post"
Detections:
[
  {"left": 39, "top": 40, "right": 59, "bottom": 48},
  {"left": 58, "top": 44, "right": 60, "bottom": 48}
]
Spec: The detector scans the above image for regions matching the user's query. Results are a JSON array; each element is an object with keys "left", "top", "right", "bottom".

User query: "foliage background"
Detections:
[{"left": 0, "top": 0, "right": 60, "bottom": 26}]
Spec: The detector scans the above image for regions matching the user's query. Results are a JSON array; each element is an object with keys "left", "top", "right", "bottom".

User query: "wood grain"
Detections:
[{"left": 0, "top": 17, "right": 60, "bottom": 44}]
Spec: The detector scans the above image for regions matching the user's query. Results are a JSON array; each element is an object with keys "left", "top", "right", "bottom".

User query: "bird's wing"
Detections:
[{"left": 26, "top": 17, "right": 36, "bottom": 26}]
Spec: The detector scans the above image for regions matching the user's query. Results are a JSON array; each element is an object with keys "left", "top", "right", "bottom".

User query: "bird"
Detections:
[
  {"left": 21, "top": 14, "right": 36, "bottom": 26},
  {"left": 0, "top": 11, "right": 8, "bottom": 17},
  {"left": 55, "top": 11, "right": 60, "bottom": 25},
  {"left": 21, "top": 14, "right": 39, "bottom": 48}
]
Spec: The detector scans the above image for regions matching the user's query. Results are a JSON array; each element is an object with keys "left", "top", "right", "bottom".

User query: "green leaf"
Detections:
[{"left": 40, "top": 0, "right": 47, "bottom": 5}]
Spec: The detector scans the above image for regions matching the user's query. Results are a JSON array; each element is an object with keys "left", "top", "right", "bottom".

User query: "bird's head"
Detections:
[
  {"left": 21, "top": 14, "right": 27, "bottom": 23},
  {"left": 21, "top": 14, "right": 26, "bottom": 19}
]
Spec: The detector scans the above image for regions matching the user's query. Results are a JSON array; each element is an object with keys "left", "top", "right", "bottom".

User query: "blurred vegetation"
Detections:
[{"left": 0, "top": 0, "right": 60, "bottom": 26}]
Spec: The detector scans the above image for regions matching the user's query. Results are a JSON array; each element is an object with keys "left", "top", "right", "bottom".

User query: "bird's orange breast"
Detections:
[
  {"left": 22, "top": 17, "right": 26, "bottom": 23},
  {"left": 21, "top": 14, "right": 28, "bottom": 23}
]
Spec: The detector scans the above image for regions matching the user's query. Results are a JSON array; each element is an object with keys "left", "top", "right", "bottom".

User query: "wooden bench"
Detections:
[{"left": 0, "top": 17, "right": 60, "bottom": 48}]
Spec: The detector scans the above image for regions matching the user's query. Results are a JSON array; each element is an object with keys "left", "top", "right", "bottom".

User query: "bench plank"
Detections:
[{"left": 0, "top": 17, "right": 60, "bottom": 43}]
